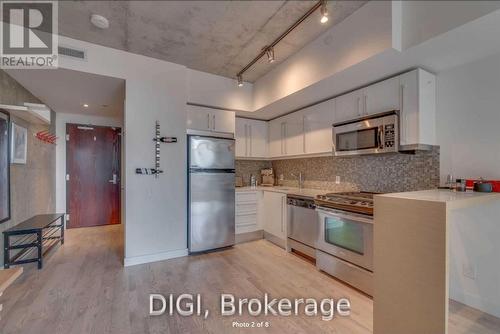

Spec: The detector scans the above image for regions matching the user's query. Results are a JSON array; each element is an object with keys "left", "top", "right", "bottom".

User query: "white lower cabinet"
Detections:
[
  {"left": 235, "top": 190, "right": 286, "bottom": 248},
  {"left": 263, "top": 191, "right": 287, "bottom": 243},
  {"left": 235, "top": 191, "right": 259, "bottom": 234}
]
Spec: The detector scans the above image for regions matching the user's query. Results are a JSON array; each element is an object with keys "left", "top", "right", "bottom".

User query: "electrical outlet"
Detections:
[
  {"left": 335, "top": 176, "right": 341, "bottom": 184},
  {"left": 462, "top": 263, "right": 476, "bottom": 280}
]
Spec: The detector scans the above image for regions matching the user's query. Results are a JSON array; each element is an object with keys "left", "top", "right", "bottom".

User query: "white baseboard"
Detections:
[
  {"left": 450, "top": 288, "right": 500, "bottom": 318},
  {"left": 124, "top": 248, "right": 188, "bottom": 267}
]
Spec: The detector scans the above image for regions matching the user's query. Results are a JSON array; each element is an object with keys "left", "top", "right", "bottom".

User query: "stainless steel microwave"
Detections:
[{"left": 333, "top": 111, "right": 398, "bottom": 156}]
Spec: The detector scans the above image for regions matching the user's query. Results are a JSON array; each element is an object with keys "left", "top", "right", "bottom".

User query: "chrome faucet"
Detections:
[{"left": 291, "top": 172, "right": 304, "bottom": 189}]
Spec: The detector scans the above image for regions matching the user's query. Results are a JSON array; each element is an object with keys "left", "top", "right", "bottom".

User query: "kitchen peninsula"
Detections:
[{"left": 374, "top": 190, "right": 500, "bottom": 334}]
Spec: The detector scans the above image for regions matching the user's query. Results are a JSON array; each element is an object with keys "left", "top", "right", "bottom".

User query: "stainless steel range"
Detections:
[{"left": 314, "top": 192, "right": 376, "bottom": 296}]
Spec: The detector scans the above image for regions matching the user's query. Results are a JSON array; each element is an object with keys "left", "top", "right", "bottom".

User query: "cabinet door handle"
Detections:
[
  {"left": 302, "top": 115, "right": 306, "bottom": 153},
  {"left": 213, "top": 115, "right": 216, "bottom": 130},
  {"left": 280, "top": 123, "right": 285, "bottom": 155},
  {"left": 249, "top": 125, "right": 252, "bottom": 156},
  {"left": 281, "top": 196, "right": 285, "bottom": 232},
  {"left": 400, "top": 85, "right": 405, "bottom": 144},
  {"left": 357, "top": 97, "right": 361, "bottom": 116},
  {"left": 207, "top": 114, "right": 210, "bottom": 129},
  {"left": 244, "top": 124, "right": 248, "bottom": 156},
  {"left": 364, "top": 95, "right": 367, "bottom": 115},
  {"left": 284, "top": 123, "right": 287, "bottom": 155}
]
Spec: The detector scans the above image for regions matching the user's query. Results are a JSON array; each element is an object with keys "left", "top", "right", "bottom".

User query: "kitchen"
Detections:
[
  {"left": 186, "top": 64, "right": 500, "bottom": 333},
  {"left": 187, "top": 67, "right": 437, "bottom": 289}
]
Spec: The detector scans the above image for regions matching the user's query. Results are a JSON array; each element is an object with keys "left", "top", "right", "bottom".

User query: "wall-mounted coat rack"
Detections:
[
  {"left": 135, "top": 120, "right": 177, "bottom": 178},
  {"left": 35, "top": 130, "right": 57, "bottom": 144}
]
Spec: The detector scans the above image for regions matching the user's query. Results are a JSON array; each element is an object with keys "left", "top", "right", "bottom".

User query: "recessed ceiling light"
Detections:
[
  {"left": 90, "top": 14, "right": 109, "bottom": 29},
  {"left": 83, "top": 104, "right": 89, "bottom": 108}
]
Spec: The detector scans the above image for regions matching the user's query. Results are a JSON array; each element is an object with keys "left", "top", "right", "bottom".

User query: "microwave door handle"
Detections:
[{"left": 378, "top": 126, "right": 384, "bottom": 149}]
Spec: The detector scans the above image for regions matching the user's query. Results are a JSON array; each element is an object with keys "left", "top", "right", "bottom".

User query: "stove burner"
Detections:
[{"left": 315, "top": 192, "right": 378, "bottom": 215}]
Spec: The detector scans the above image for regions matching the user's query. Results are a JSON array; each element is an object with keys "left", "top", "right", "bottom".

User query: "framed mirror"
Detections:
[{"left": 0, "top": 109, "right": 10, "bottom": 223}]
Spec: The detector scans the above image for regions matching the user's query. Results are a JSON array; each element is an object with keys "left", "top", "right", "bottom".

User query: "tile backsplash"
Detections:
[
  {"left": 236, "top": 147, "right": 440, "bottom": 193},
  {"left": 235, "top": 160, "right": 272, "bottom": 186},
  {"left": 271, "top": 147, "right": 440, "bottom": 193}
]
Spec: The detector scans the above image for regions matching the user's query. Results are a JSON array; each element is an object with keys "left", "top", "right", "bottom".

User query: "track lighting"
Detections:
[
  {"left": 266, "top": 47, "right": 275, "bottom": 63},
  {"left": 320, "top": 0, "right": 328, "bottom": 24},
  {"left": 236, "top": 1, "right": 327, "bottom": 82}
]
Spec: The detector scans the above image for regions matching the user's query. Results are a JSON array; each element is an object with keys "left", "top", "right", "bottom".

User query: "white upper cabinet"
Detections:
[
  {"left": 186, "top": 105, "right": 235, "bottom": 134},
  {"left": 247, "top": 119, "right": 268, "bottom": 158},
  {"left": 268, "top": 119, "right": 283, "bottom": 158},
  {"left": 303, "top": 99, "right": 335, "bottom": 155},
  {"left": 235, "top": 118, "right": 247, "bottom": 157},
  {"left": 399, "top": 69, "right": 436, "bottom": 148},
  {"left": 364, "top": 76, "right": 400, "bottom": 116},
  {"left": 281, "top": 112, "right": 305, "bottom": 157},
  {"left": 335, "top": 89, "right": 364, "bottom": 122},
  {"left": 211, "top": 108, "right": 235, "bottom": 134},
  {"left": 235, "top": 117, "right": 268, "bottom": 158}
]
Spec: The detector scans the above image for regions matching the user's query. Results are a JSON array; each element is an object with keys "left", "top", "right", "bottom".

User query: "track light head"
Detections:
[
  {"left": 266, "top": 47, "right": 275, "bottom": 63},
  {"left": 237, "top": 75, "right": 243, "bottom": 87},
  {"left": 320, "top": 1, "right": 329, "bottom": 24}
]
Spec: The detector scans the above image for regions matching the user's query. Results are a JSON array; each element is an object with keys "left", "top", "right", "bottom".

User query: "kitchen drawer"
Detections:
[
  {"left": 236, "top": 213, "right": 257, "bottom": 227},
  {"left": 236, "top": 191, "right": 257, "bottom": 203},
  {"left": 236, "top": 203, "right": 257, "bottom": 215}
]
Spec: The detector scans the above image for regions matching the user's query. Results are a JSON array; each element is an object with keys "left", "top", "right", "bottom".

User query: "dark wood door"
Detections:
[{"left": 66, "top": 124, "right": 121, "bottom": 228}]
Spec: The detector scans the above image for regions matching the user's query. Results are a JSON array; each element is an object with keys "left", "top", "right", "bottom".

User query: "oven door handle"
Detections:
[{"left": 316, "top": 208, "right": 373, "bottom": 224}]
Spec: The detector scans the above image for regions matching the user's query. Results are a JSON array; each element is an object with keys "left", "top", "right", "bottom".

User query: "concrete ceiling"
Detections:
[
  {"left": 6, "top": 68, "right": 125, "bottom": 118},
  {"left": 58, "top": 1, "right": 367, "bottom": 82}
]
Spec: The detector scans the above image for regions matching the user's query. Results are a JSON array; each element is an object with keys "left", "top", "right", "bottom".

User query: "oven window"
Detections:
[
  {"left": 325, "top": 217, "right": 365, "bottom": 255},
  {"left": 336, "top": 128, "right": 377, "bottom": 151}
]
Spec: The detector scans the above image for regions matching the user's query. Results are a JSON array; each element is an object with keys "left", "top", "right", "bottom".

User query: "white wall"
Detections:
[
  {"left": 58, "top": 36, "right": 188, "bottom": 266},
  {"left": 401, "top": 1, "right": 500, "bottom": 50},
  {"left": 437, "top": 52, "right": 500, "bottom": 181},
  {"left": 187, "top": 69, "right": 253, "bottom": 111},
  {"left": 55, "top": 113, "right": 123, "bottom": 214},
  {"left": 252, "top": 0, "right": 395, "bottom": 110},
  {"left": 449, "top": 198, "right": 500, "bottom": 317}
]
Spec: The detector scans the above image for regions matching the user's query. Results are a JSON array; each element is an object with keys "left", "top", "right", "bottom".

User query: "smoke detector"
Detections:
[{"left": 90, "top": 14, "right": 109, "bottom": 29}]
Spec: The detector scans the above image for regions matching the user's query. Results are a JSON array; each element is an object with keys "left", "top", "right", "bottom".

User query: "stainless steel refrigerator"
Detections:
[{"left": 188, "top": 135, "right": 235, "bottom": 253}]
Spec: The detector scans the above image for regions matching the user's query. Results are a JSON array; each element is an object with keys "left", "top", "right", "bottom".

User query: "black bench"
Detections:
[{"left": 3, "top": 214, "right": 65, "bottom": 270}]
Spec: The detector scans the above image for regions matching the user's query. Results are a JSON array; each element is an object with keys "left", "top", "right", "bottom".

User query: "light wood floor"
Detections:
[{"left": 1, "top": 225, "right": 499, "bottom": 334}]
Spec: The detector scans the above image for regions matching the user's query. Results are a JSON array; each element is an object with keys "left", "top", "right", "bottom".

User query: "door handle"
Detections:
[{"left": 108, "top": 174, "right": 117, "bottom": 184}]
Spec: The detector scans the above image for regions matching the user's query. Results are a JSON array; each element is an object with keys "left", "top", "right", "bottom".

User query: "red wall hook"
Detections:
[{"left": 35, "top": 130, "right": 58, "bottom": 145}]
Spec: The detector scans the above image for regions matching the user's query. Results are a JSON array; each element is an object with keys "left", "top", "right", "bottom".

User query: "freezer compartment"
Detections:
[
  {"left": 189, "top": 136, "right": 235, "bottom": 170},
  {"left": 189, "top": 171, "right": 235, "bottom": 252}
]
